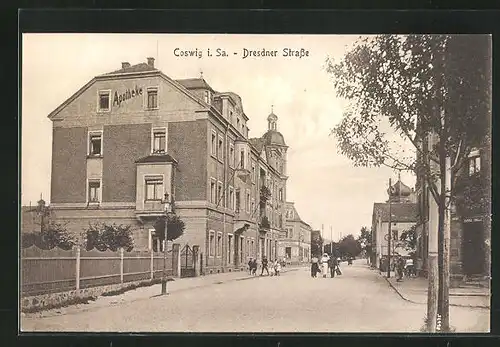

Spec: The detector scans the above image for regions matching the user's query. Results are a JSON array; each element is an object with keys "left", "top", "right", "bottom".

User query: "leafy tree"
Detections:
[
  {"left": 400, "top": 225, "right": 418, "bottom": 252},
  {"left": 326, "top": 34, "right": 490, "bottom": 331},
  {"left": 357, "top": 226, "right": 372, "bottom": 258},
  {"left": 323, "top": 241, "right": 340, "bottom": 257},
  {"left": 86, "top": 222, "right": 134, "bottom": 251},
  {"left": 153, "top": 214, "right": 185, "bottom": 242},
  {"left": 338, "top": 234, "right": 362, "bottom": 258},
  {"left": 310, "top": 230, "right": 323, "bottom": 257}
]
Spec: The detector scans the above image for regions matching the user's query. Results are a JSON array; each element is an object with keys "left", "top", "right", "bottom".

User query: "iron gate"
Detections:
[{"left": 180, "top": 244, "right": 197, "bottom": 278}]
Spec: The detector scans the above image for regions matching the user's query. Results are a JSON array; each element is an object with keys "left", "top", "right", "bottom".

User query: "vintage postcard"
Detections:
[{"left": 20, "top": 33, "right": 491, "bottom": 333}]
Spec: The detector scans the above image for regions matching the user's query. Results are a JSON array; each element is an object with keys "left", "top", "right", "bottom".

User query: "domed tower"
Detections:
[
  {"left": 387, "top": 177, "right": 415, "bottom": 203},
  {"left": 262, "top": 109, "right": 288, "bottom": 176}
]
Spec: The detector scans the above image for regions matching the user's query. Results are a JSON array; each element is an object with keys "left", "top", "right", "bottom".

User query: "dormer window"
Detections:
[{"left": 204, "top": 90, "right": 211, "bottom": 104}]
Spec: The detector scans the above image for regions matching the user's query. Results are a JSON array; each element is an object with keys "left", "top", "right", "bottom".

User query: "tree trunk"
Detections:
[
  {"left": 440, "top": 156, "right": 452, "bottom": 331},
  {"left": 427, "top": 185, "right": 439, "bottom": 332}
]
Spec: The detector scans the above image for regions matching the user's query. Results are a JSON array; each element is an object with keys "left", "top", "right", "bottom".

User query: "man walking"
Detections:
[
  {"left": 328, "top": 255, "right": 338, "bottom": 278},
  {"left": 261, "top": 256, "right": 269, "bottom": 276}
]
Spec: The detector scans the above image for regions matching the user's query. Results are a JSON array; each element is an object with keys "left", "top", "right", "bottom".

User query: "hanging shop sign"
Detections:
[{"left": 113, "top": 86, "right": 143, "bottom": 107}]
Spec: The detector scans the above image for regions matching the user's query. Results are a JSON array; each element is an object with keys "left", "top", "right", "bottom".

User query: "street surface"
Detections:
[{"left": 21, "top": 260, "right": 489, "bottom": 332}]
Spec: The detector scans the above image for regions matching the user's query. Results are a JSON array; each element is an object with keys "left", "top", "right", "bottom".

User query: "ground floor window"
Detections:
[
  {"left": 216, "top": 232, "right": 222, "bottom": 257},
  {"left": 209, "top": 231, "right": 215, "bottom": 257},
  {"left": 228, "top": 234, "right": 233, "bottom": 264}
]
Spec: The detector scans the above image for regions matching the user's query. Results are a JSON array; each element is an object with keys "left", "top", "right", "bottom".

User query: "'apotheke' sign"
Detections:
[{"left": 113, "top": 86, "right": 143, "bottom": 107}]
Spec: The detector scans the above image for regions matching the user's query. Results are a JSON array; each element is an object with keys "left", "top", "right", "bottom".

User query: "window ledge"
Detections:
[
  {"left": 146, "top": 107, "right": 159, "bottom": 111},
  {"left": 87, "top": 155, "right": 103, "bottom": 159},
  {"left": 97, "top": 110, "right": 110, "bottom": 114}
]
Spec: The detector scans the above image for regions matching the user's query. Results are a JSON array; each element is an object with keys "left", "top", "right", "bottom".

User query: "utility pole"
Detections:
[
  {"left": 161, "top": 193, "right": 171, "bottom": 296},
  {"left": 330, "top": 226, "right": 333, "bottom": 255},
  {"left": 387, "top": 178, "right": 392, "bottom": 278}
]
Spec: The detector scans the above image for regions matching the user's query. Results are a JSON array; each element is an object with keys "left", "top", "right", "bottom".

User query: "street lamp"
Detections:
[{"left": 161, "top": 192, "right": 173, "bottom": 295}]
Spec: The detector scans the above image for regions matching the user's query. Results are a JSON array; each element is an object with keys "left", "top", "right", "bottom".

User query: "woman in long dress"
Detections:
[{"left": 320, "top": 253, "right": 330, "bottom": 278}]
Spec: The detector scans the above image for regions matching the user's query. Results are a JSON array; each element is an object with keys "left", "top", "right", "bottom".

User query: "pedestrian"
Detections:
[
  {"left": 251, "top": 258, "right": 258, "bottom": 275},
  {"left": 396, "top": 254, "right": 406, "bottom": 282},
  {"left": 274, "top": 259, "right": 281, "bottom": 276},
  {"left": 328, "top": 255, "right": 338, "bottom": 278},
  {"left": 248, "top": 257, "right": 253, "bottom": 275},
  {"left": 311, "top": 255, "right": 319, "bottom": 278},
  {"left": 320, "top": 253, "right": 330, "bottom": 278},
  {"left": 261, "top": 256, "right": 269, "bottom": 276}
]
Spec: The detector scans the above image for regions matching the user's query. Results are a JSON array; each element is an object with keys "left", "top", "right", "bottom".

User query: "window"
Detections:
[
  {"left": 289, "top": 228, "right": 294, "bottom": 239},
  {"left": 235, "top": 190, "right": 241, "bottom": 212},
  {"left": 218, "top": 135, "right": 224, "bottom": 160},
  {"left": 237, "top": 118, "right": 240, "bottom": 130},
  {"left": 217, "top": 181, "right": 223, "bottom": 207},
  {"left": 210, "top": 179, "right": 216, "bottom": 204},
  {"left": 89, "top": 133, "right": 102, "bottom": 156},
  {"left": 251, "top": 163, "right": 256, "bottom": 183},
  {"left": 145, "top": 177, "right": 163, "bottom": 201},
  {"left": 152, "top": 128, "right": 166, "bottom": 153},
  {"left": 209, "top": 231, "right": 215, "bottom": 257},
  {"left": 204, "top": 90, "right": 211, "bottom": 104},
  {"left": 229, "top": 143, "right": 235, "bottom": 167},
  {"left": 211, "top": 130, "right": 217, "bottom": 157},
  {"left": 251, "top": 198, "right": 255, "bottom": 217},
  {"left": 469, "top": 156, "right": 481, "bottom": 175},
  {"left": 247, "top": 239, "right": 250, "bottom": 257},
  {"left": 230, "top": 111, "right": 233, "bottom": 122},
  {"left": 88, "top": 180, "right": 101, "bottom": 203},
  {"left": 147, "top": 88, "right": 158, "bottom": 109},
  {"left": 228, "top": 186, "right": 234, "bottom": 210},
  {"left": 279, "top": 188, "right": 283, "bottom": 201},
  {"left": 98, "top": 90, "right": 110, "bottom": 111},
  {"left": 217, "top": 232, "right": 222, "bottom": 257},
  {"left": 251, "top": 239, "right": 255, "bottom": 256},
  {"left": 246, "top": 190, "right": 250, "bottom": 213},
  {"left": 240, "top": 149, "right": 245, "bottom": 169}
]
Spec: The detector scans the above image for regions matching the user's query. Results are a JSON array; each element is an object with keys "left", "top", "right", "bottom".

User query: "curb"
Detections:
[{"left": 382, "top": 275, "right": 490, "bottom": 309}]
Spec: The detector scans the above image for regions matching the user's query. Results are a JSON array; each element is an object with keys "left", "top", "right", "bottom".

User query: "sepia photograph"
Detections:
[{"left": 20, "top": 33, "right": 491, "bottom": 333}]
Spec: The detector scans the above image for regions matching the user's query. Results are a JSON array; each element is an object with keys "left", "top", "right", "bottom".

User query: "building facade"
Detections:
[
  {"left": 281, "top": 202, "right": 312, "bottom": 264},
  {"left": 371, "top": 180, "right": 417, "bottom": 270},
  {"left": 414, "top": 133, "right": 491, "bottom": 285},
  {"left": 48, "top": 58, "right": 289, "bottom": 273}
]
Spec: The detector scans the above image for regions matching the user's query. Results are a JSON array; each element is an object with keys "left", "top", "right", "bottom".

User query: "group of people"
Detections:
[
  {"left": 248, "top": 256, "right": 284, "bottom": 276},
  {"left": 311, "top": 253, "right": 341, "bottom": 278}
]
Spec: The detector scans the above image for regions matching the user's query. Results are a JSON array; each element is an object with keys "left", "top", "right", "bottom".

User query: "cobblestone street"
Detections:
[{"left": 21, "top": 260, "right": 489, "bottom": 333}]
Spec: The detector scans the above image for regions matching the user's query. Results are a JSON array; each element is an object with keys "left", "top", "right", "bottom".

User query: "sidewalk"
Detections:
[
  {"left": 23, "top": 265, "right": 303, "bottom": 319},
  {"left": 381, "top": 271, "right": 490, "bottom": 309}
]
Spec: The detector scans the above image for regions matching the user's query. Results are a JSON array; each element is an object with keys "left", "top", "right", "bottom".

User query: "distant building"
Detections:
[
  {"left": 371, "top": 179, "right": 418, "bottom": 270},
  {"left": 282, "top": 202, "right": 312, "bottom": 263}
]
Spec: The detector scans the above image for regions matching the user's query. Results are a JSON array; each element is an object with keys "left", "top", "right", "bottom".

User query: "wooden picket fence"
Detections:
[{"left": 21, "top": 245, "right": 173, "bottom": 297}]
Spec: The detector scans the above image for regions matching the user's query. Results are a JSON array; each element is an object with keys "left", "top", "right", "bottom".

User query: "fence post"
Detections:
[
  {"left": 75, "top": 247, "right": 81, "bottom": 294},
  {"left": 120, "top": 248, "right": 124, "bottom": 284},
  {"left": 172, "top": 243, "right": 181, "bottom": 278},
  {"left": 193, "top": 245, "right": 200, "bottom": 277},
  {"left": 150, "top": 249, "right": 154, "bottom": 280}
]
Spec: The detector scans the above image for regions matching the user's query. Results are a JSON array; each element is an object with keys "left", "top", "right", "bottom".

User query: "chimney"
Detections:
[
  {"left": 121, "top": 62, "right": 131, "bottom": 69},
  {"left": 147, "top": 57, "right": 155, "bottom": 67}
]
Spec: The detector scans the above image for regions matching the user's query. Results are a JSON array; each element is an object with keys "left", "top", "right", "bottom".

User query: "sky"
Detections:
[{"left": 21, "top": 34, "right": 415, "bottom": 241}]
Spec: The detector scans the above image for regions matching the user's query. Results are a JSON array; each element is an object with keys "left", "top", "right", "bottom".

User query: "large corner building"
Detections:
[{"left": 48, "top": 58, "right": 293, "bottom": 273}]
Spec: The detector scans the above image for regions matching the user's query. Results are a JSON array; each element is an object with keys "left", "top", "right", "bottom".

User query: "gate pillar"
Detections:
[{"left": 172, "top": 243, "right": 181, "bottom": 278}]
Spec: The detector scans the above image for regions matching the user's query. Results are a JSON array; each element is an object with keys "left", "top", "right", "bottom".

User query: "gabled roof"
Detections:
[
  {"left": 373, "top": 202, "right": 418, "bottom": 223},
  {"left": 135, "top": 154, "right": 177, "bottom": 164},
  {"left": 100, "top": 63, "right": 158, "bottom": 76}
]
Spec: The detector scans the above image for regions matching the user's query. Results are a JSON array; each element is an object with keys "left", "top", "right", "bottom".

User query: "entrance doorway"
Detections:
[
  {"left": 285, "top": 247, "right": 291, "bottom": 259},
  {"left": 462, "top": 221, "right": 485, "bottom": 276}
]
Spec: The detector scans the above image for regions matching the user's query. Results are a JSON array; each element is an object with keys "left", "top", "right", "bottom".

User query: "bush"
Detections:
[
  {"left": 153, "top": 214, "right": 185, "bottom": 242},
  {"left": 22, "top": 222, "right": 76, "bottom": 250},
  {"left": 85, "top": 222, "right": 134, "bottom": 251}
]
